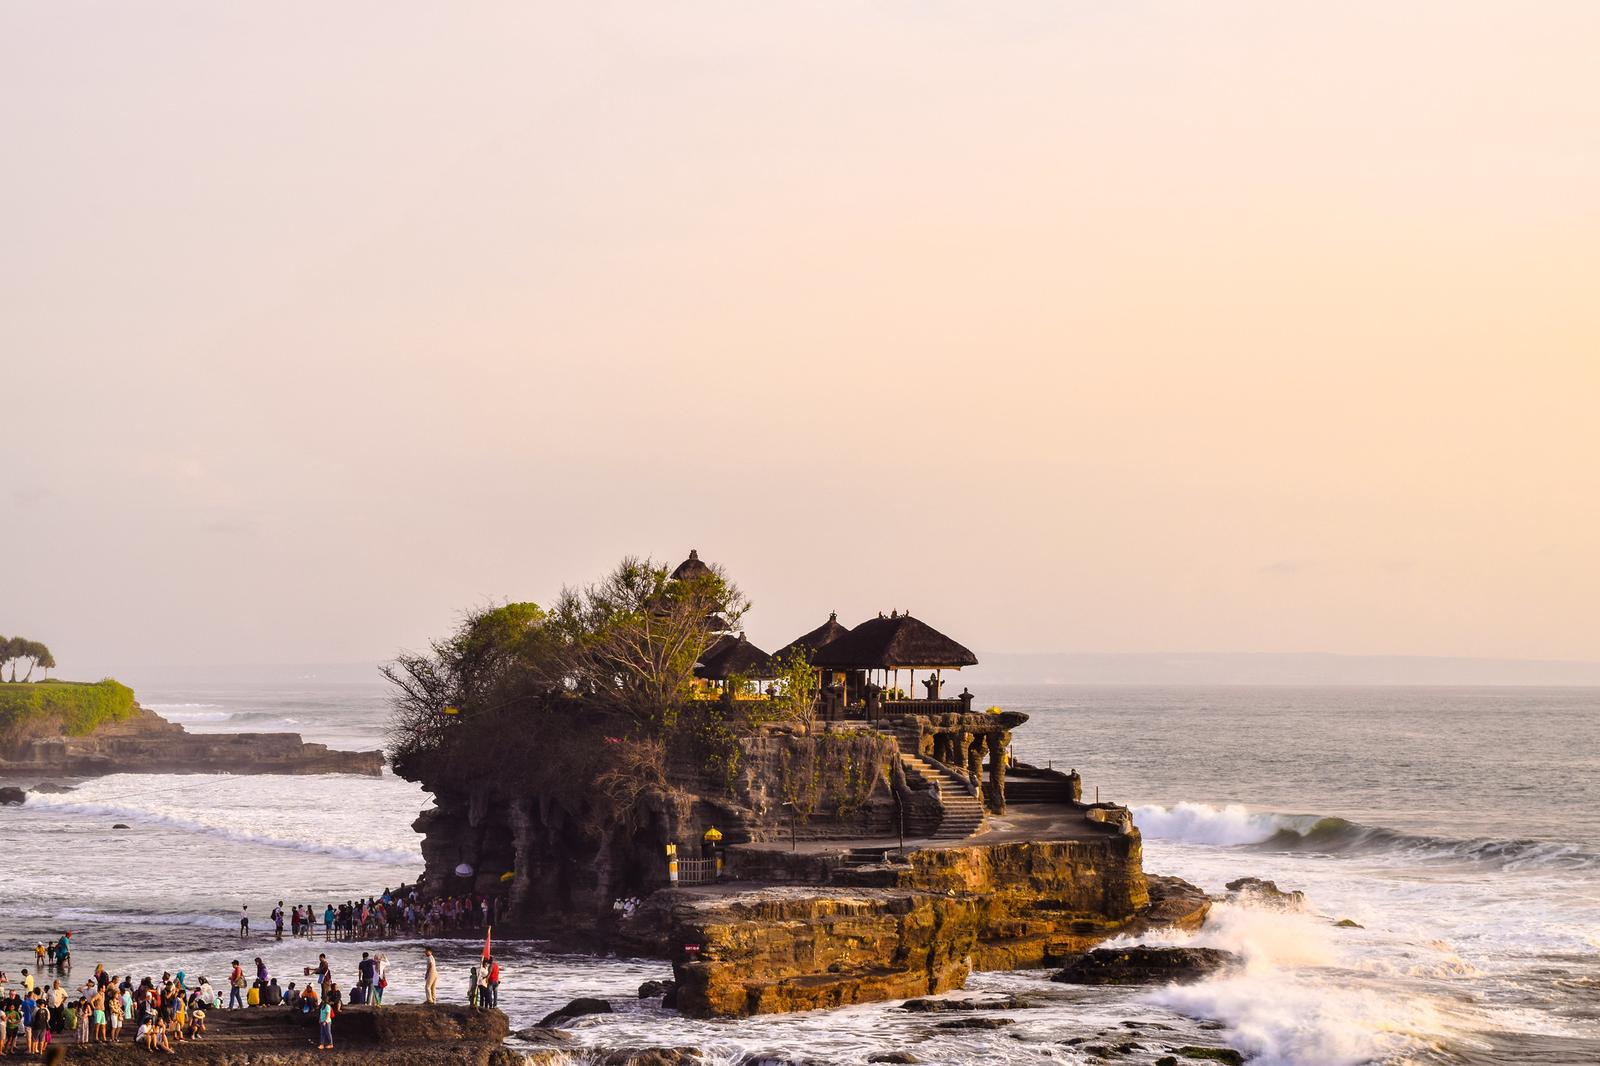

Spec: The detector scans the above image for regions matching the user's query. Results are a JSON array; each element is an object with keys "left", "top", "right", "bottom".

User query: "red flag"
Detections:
[{"left": 482, "top": 926, "right": 492, "bottom": 961}]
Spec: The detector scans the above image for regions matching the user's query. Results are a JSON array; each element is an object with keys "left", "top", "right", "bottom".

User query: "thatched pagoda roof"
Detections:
[
  {"left": 777, "top": 611, "right": 851, "bottom": 659},
  {"left": 670, "top": 549, "right": 712, "bottom": 581},
  {"left": 810, "top": 612, "right": 978, "bottom": 670},
  {"left": 695, "top": 633, "right": 776, "bottom": 680}
]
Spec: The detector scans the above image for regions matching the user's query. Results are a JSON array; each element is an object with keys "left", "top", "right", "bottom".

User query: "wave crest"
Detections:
[{"left": 1133, "top": 802, "right": 1597, "bottom": 871}]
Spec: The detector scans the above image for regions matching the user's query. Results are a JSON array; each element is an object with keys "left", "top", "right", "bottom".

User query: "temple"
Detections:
[{"left": 675, "top": 548, "right": 1076, "bottom": 830}]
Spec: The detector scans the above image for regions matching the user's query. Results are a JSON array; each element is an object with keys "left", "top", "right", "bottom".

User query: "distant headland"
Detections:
[{"left": 0, "top": 677, "right": 384, "bottom": 780}]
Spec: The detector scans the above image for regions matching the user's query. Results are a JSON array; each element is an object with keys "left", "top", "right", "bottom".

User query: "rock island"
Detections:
[{"left": 390, "top": 550, "right": 1208, "bottom": 1018}]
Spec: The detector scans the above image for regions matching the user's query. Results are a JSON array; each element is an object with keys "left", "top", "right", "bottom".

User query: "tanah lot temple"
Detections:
[
  {"left": 671, "top": 548, "right": 1081, "bottom": 834},
  {"left": 400, "top": 548, "right": 1197, "bottom": 1019}
]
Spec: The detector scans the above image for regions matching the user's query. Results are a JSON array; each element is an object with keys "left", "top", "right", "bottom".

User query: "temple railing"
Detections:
[{"left": 880, "top": 698, "right": 966, "bottom": 717}]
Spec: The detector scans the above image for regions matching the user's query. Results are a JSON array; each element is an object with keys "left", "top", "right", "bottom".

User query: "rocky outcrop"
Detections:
[
  {"left": 1224, "top": 876, "right": 1307, "bottom": 910},
  {"left": 623, "top": 838, "right": 1207, "bottom": 1017},
  {"left": 0, "top": 704, "right": 384, "bottom": 777},
  {"left": 1052, "top": 946, "right": 1240, "bottom": 985},
  {"left": 53, "top": 1004, "right": 516, "bottom": 1065}
]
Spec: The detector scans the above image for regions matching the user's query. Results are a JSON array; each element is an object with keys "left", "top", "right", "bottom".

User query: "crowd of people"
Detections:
[
  {"left": 2, "top": 914, "right": 505, "bottom": 1057},
  {"left": 238, "top": 886, "right": 499, "bottom": 943}
]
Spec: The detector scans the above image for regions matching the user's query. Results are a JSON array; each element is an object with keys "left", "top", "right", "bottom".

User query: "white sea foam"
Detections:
[
  {"left": 53, "top": 907, "right": 237, "bottom": 931},
  {"left": 24, "top": 792, "right": 420, "bottom": 866}
]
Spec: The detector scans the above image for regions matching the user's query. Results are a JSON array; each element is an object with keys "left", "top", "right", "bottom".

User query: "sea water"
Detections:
[{"left": 2, "top": 683, "right": 1597, "bottom": 1065}]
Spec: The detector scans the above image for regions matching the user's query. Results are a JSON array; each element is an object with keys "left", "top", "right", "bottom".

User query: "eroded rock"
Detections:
[
  {"left": 900, "top": 994, "right": 1033, "bottom": 1012},
  {"left": 1052, "top": 947, "right": 1240, "bottom": 986},
  {"left": 1175, "top": 1047, "right": 1245, "bottom": 1065},
  {"left": 598, "top": 1049, "right": 703, "bottom": 1066},
  {"left": 1224, "top": 876, "right": 1306, "bottom": 910},
  {"left": 0, "top": 786, "right": 25, "bottom": 805},
  {"left": 537, "top": 996, "right": 613, "bottom": 1027}
]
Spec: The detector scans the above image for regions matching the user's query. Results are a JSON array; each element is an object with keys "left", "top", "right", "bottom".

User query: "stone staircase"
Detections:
[{"left": 899, "top": 751, "right": 987, "bottom": 839}]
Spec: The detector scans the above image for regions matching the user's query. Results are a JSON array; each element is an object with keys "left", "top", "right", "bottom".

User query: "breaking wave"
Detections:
[{"left": 1133, "top": 802, "right": 1598, "bottom": 871}]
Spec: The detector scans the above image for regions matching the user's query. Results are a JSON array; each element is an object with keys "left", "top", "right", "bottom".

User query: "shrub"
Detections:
[{"left": 0, "top": 678, "right": 137, "bottom": 746}]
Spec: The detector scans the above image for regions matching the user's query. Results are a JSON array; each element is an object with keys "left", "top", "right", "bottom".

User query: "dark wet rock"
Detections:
[
  {"left": 935, "top": 1016, "right": 1014, "bottom": 1029},
  {"left": 1156, "top": 1058, "right": 1179, "bottom": 1066},
  {"left": 29, "top": 781, "right": 75, "bottom": 793},
  {"left": 868, "top": 1054, "right": 922, "bottom": 1064},
  {"left": 1116, "top": 1043, "right": 1143, "bottom": 1053},
  {"left": 112, "top": 823, "right": 130, "bottom": 829},
  {"left": 514, "top": 1027, "right": 576, "bottom": 1045},
  {"left": 1198, "top": 1022, "right": 1227, "bottom": 1030},
  {"left": 1176, "top": 1047, "right": 1245, "bottom": 1065},
  {"left": 537, "top": 996, "right": 613, "bottom": 1027},
  {"left": 737, "top": 1056, "right": 830, "bottom": 1066},
  {"left": 0, "top": 786, "right": 25, "bottom": 805},
  {"left": 1334, "top": 918, "right": 1363, "bottom": 928},
  {"left": 1064, "top": 1037, "right": 1087, "bottom": 1045},
  {"left": 638, "top": 979, "right": 672, "bottom": 998},
  {"left": 1053, "top": 947, "right": 1241, "bottom": 985},
  {"left": 598, "top": 1050, "right": 703, "bottom": 1066},
  {"left": 1224, "top": 876, "right": 1306, "bottom": 910},
  {"left": 900, "top": 994, "right": 1035, "bottom": 1012}
]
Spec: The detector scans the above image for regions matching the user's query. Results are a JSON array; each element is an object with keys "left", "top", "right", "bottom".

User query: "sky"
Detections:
[{"left": 2, "top": 3, "right": 1597, "bottom": 680}]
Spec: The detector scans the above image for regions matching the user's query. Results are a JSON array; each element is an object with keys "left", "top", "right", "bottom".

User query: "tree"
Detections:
[
  {"left": 544, "top": 555, "right": 747, "bottom": 730},
  {"left": 383, "top": 602, "right": 549, "bottom": 763},
  {"left": 1, "top": 636, "right": 26, "bottom": 683},
  {"left": 20, "top": 640, "right": 54, "bottom": 682}
]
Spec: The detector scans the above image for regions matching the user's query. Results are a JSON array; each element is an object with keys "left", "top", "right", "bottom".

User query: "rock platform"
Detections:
[{"left": 41, "top": 1004, "right": 516, "bottom": 1065}]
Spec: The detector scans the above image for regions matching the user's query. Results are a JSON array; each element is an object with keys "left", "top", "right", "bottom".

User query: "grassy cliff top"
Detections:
[{"left": 0, "top": 678, "right": 137, "bottom": 743}]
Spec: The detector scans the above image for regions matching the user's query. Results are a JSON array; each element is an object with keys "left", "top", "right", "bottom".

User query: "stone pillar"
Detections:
[
  {"left": 986, "top": 732, "right": 1006, "bottom": 814},
  {"left": 965, "top": 733, "right": 982, "bottom": 779}
]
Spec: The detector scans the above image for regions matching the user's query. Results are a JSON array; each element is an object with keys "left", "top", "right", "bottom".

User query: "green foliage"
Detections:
[
  {"left": 384, "top": 554, "right": 751, "bottom": 835},
  {"left": 761, "top": 649, "right": 818, "bottom": 727},
  {"left": 0, "top": 678, "right": 136, "bottom": 742},
  {"left": 775, "top": 732, "right": 891, "bottom": 822}
]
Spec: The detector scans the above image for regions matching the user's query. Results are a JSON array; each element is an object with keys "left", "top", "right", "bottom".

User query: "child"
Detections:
[
  {"left": 3, "top": 999, "right": 21, "bottom": 1054},
  {"left": 75, "top": 996, "right": 90, "bottom": 1043},
  {"left": 316, "top": 997, "right": 334, "bottom": 1051},
  {"left": 188, "top": 1003, "right": 206, "bottom": 1040}
]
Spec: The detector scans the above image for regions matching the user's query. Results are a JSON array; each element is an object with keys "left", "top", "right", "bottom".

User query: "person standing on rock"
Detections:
[
  {"left": 316, "top": 991, "right": 334, "bottom": 1050},
  {"left": 485, "top": 956, "right": 499, "bottom": 1009},
  {"left": 273, "top": 902, "right": 285, "bottom": 940},
  {"left": 227, "top": 961, "right": 245, "bottom": 1010},
  {"left": 239, "top": 905, "right": 250, "bottom": 939},
  {"left": 423, "top": 949, "right": 437, "bottom": 1004}
]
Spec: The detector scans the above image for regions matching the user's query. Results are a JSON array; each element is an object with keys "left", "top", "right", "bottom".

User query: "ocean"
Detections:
[{"left": 2, "top": 682, "right": 1597, "bottom": 1065}]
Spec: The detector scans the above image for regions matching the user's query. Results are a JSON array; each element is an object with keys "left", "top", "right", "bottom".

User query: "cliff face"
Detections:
[
  {"left": 0, "top": 704, "right": 385, "bottom": 777},
  {"left": 623, "top": 837, "right": 1207, "bottom": 1018},
  {"left": 405, "top": 726, "right": 928, "bottom": 930}
]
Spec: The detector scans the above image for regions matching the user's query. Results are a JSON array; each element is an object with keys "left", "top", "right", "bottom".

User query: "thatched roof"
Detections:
[
  {"left": 777, "top": 611, "right": 851, "bottom": 660},
  {"left": 810, "top": 612, "right": 978, "bottom": 670},
  {"left": 695, "top": 633, "right": 776, "bottom": 680},
  {"left": 670, "top": 549, "right": 712, "bottom": 581}
]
